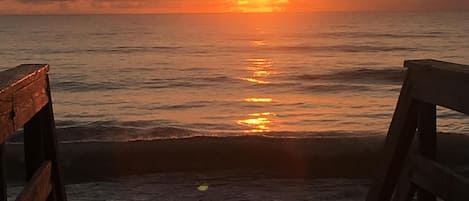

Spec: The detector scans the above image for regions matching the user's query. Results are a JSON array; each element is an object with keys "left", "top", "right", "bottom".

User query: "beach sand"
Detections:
[{"left": 4, "top": 134, "right": 469, "bottom": 183}]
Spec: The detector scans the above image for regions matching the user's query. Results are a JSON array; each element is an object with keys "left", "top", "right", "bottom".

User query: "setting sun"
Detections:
[{"left": 234, "top": 0, "right": 289, "bottom": 12}]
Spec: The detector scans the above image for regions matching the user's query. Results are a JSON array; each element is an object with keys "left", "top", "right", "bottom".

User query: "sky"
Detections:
[{"left": 0, "top": 0, "right": 468, "bottom": 14}]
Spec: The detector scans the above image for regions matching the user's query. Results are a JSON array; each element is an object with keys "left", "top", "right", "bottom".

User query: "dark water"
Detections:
[{"left": 2, "top": 12, "right": 468, "bottom": 140}]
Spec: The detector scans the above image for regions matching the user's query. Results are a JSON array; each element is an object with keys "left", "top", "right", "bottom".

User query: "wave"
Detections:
[
  {"left": 20, "top": 43, "right": 424, "bottom": 56},
  {"left": 51, "top": 67, "right": 405, "bottom": 93},
  {"left": 151, "top": 101, "right": 210, "bottom": 110},
  {"left": 52, "top": 80, "right": 127, "bottom": 92},
  {"left": 267, "top": 45, "right": 422, "bottom": 53},
  {"left": 6, "top": 120, "right": 385, "bottom": 143},
  {"left": 51, "top": 76, "right": 237, "bottom": 92},
  {"left": 297, "top": 68, "right": 405, "bottom": 85},
  {"left": 299, "top": 83, "right": 376, "bottom": 93},
  {"left": 316, "top": 31, "right": 444, "bottom": 39},
  {"left": 44, "top": 46, "right": 182, "bottom": 55}
]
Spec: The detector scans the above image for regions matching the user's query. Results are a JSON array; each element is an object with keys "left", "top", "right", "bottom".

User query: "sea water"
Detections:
[
  {"left": 1, "top": 12, "right": 469, "bottom": 141},
  {"left": 1, "top": 12, "right": 469, "bottom": 201}
]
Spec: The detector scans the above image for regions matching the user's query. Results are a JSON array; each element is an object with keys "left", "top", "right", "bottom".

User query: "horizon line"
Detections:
[{"left": 0, "top": 10, "right": 468, "bottom": 16}]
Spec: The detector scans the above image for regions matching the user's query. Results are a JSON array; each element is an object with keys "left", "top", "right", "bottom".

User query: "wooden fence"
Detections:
[
  {"left": 366, "top": 59, "right": 469, "bottom": 201},
  {"left": 0, "top": 64, "right": 66, "bottom": 201}
]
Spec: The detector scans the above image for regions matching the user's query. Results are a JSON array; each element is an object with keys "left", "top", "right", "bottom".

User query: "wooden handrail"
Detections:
[
  {"left": 404, "top": 60, "right": 469, "bottom": 114},
  {"left": 0, "top": 64, "right": 67, "bottom": 201},
  {"left": 0, "top": 64, "right": 50, "bottom": 143},
  {"left": 366, "top": 59, "right": 469, "bottom": 201}
]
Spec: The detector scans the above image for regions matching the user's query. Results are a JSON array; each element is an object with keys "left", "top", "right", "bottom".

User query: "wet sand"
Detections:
[{"left": 4, "top": 134, "right": 469, "bottom": 183}]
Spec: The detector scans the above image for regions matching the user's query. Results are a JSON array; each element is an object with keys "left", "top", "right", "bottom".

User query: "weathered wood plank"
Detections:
[
  {"left": 0, "top": 76, "right": 48, "bottom": 143},
  {"left": 0, "top": 64, "right": 49, "bottom": 96},
  {"left": 0, "top": 64, "right": 49, "bottom": 143},
  {"left": 365, "top": 74, "right": 419, "bottom": 201},
  {"left": 14, "top": 76, "right": 48, "bottom": 131},
  {"left": 405, "top": 60, "right": 469, "bottom": 115},
  {"left": 15, "top": 161, "right": 52, "bottom": 201},
  {"left": 410, "top": 155, "right": 469, "bottom": 201}
]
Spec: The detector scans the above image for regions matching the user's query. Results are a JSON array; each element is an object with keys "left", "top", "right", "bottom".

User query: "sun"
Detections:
[{"left": 233, "top": 0, "right": 289, "bottom": 13}]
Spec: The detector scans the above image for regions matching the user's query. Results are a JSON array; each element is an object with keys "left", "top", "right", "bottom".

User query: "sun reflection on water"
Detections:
[
  {"left": 238, "top": 57, "right": 278, "bottom": 133},
  {"left": 242, "top": 77, "right": 270, "bottom": 84},
  {"left": 241, "top": 57, "right": 274, "bottom": 84},
  {"left": 237, "top": 112, "right": 275, "bottom": 133},
  {"left": 244, "top": 97, "right": 273, "bottom": 102},
  {"left": 254, "top": 70, "right": 271, "bottom": 76},
  {"left": 247, "top": 58, "right": 272, "bottom": 67},
  {"left": 251, "top": 40, "right": 267, "bottom": 47}
]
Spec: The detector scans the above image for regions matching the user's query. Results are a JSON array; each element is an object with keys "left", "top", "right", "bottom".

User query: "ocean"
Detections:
[
  {"left": 1, "top": 12, "right": 469, "bottom": 201},
  {"left": 1, "top": 12, "right": 469, "bottom": 140}
]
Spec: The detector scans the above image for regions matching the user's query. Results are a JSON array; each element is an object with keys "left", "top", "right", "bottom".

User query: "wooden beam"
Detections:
[
  {"left": 24, "top": 107, "right": 46, "bottom": 181},
  {"left": 365, "top": 75, "right": 419, "bottom": 201},
  {"left": 367, "top": 60, "right": 469, "bottom": 201},
  {"left": 405, "top": 59, "right": 469, "bottom": 75},
  {"left": 15, "top": 161, "right": 52, "bottom": 201},
  {"left": 14, "top": 76, "right": 49, "bottom": 131},
  {"left": 0, "top": 64, "right": 49, "bottom": 95},
  {"left": 405, "top": 60, "right": 469, "bottom": 115},
  {"left": 410, "top": 155, "right": 469, "bottom": 201},
  {"left": 0, "top": 64, "right": 49, "bottom": 143},
  {"left": 417, "top": 101, "right": 436, "bottom": 159},
  {"left": 41, "top": 75, "right": 67, "bottom": 201}
]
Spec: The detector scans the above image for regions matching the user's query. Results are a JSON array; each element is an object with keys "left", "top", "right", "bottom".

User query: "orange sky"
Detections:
[{"left": 0, "top": 0, "right": 468, "bottom": 14}]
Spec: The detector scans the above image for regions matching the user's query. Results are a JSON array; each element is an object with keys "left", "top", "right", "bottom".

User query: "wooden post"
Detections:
[
  {"left": 42, "top": 75, "right": 67, "bottom": 201},
  {"left": 24, "top": 111, "right": 46, "bottom": 180},
  {"left": 365, "top": 75, "right": 419, "bottom": 201},
  {"left": 367, "top": 60, "right": 469, "bottom": 201},
  {"left": 23, "top": 75, "right": 66, "bottom": 201},
  {"left": 416, "top": 102, "right": 436, "bottom": 201},
  {"left": 390, "top": 101, "right": 437, "bottom": 201},
  {"left": 0, "top": 64, "right": 66, "bottom": 201},
  {"left": 24, "top": 105, "right": 50, "bottom": 200}
]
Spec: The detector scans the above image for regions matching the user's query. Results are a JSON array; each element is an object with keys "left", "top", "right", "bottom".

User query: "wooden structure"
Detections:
[
  {"left": 366, "top": 59, "right": 469, "bottom": 201},
  {"left": 0, "top": 64, "right": 67, "bottom": 201}
]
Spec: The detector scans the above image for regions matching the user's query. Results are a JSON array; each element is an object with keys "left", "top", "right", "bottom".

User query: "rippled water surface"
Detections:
[{"left": 1, "top": 12, "right": 469, "bottom": 140}]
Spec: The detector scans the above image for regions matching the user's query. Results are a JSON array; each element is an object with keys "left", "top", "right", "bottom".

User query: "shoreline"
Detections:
[{"left": 4, "top": 134, "right": 469, "bottom": 184}]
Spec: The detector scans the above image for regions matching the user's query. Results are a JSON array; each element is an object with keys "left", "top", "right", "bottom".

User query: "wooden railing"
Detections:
[
  {"left": 366, "top": 59, "right": 469, "bottom": 201},
  {"left": 0, "top": 64, "right": 67, "bottom": 201}
]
